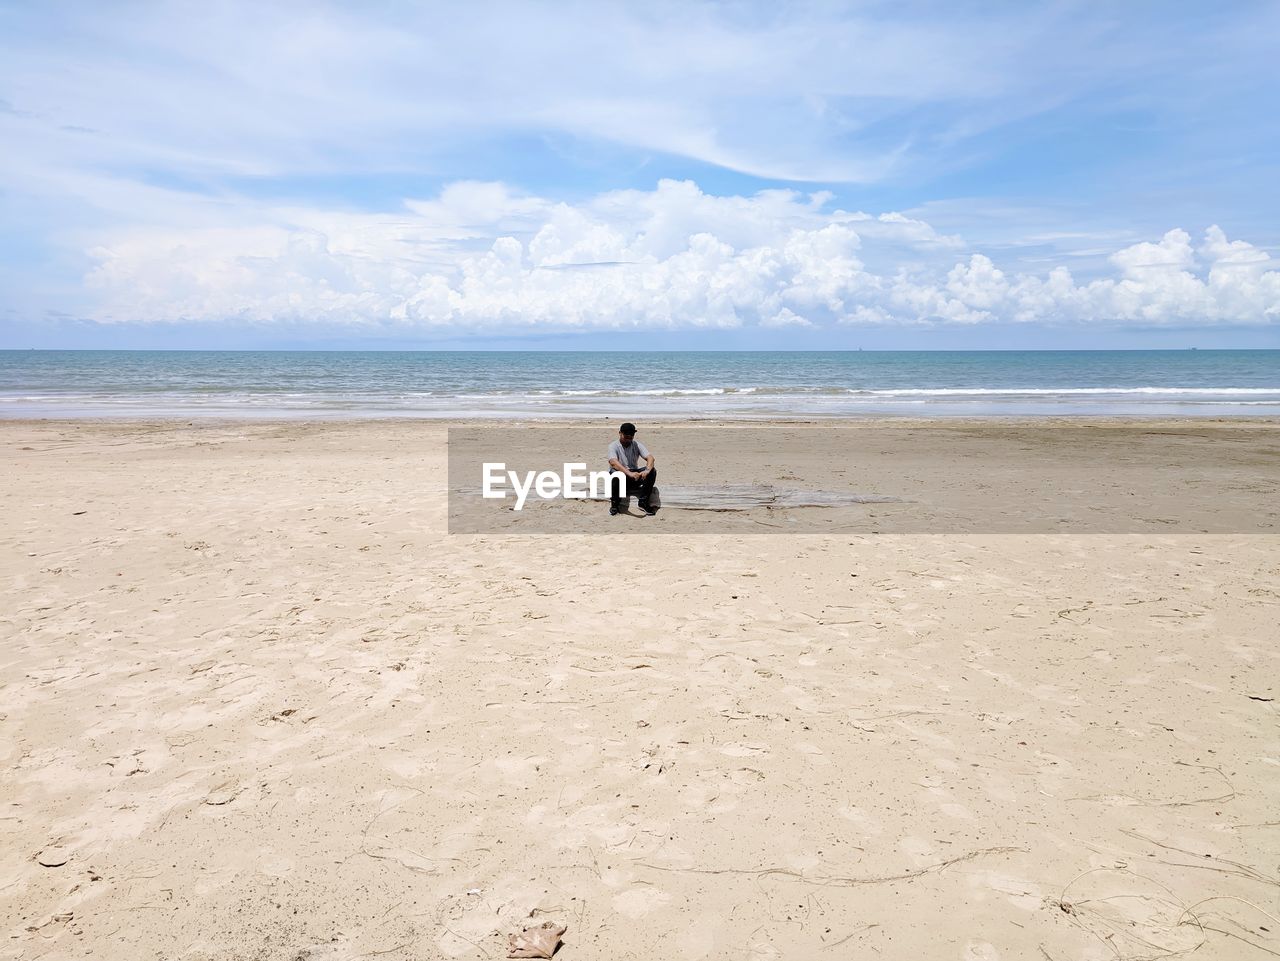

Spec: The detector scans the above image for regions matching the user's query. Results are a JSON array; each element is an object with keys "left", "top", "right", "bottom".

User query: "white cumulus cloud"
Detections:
[{"left": 82, "top": 181, "right": 1280, "bottom": 331}]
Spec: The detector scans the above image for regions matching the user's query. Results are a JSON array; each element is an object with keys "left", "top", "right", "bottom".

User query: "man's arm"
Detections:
[
  {"left": 608, "top": 456, "right": 640, "bottom": 478},
  {"left": 636, "top": 441, "right": 655, "bottom": 475}
]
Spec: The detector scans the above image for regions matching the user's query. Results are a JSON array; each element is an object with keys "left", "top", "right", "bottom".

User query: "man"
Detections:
[{"left": 607, "top": 422, "right": 657, "bottom": 516}]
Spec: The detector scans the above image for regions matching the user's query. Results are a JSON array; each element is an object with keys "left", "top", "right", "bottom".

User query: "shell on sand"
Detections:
[
  {"left": 36, "top": 848, "right": 69, "bottom": 868},
  {"left": 507, "top": 921, "right": 566, "bottom": 959},
  {"left": 203, "top": 780, "right": 241, "bottom": 806}
]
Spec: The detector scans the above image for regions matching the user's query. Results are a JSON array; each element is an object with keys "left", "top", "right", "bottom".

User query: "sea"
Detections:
[{"left": 2, "top": 350, "right": 1279, "bottom": 419}]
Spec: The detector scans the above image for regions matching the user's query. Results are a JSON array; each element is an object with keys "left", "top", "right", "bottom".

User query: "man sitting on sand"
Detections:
[{"left": 607, "top": 422, "right": 657, "bottom": 516}]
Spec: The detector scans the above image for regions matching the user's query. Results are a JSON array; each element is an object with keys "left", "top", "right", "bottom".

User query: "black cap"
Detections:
[{"left": 620, "top": 422, "right": 637, "bottom": 435}]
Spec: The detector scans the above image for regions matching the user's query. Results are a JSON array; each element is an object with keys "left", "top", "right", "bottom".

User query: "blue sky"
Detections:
[{"left": 1, "top": 1, "right": 1278, "bottom": 348}]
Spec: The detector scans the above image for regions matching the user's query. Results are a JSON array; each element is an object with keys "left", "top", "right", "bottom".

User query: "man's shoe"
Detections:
[{"left": 639, "top": 502, "right": 655, "bottom": 516}]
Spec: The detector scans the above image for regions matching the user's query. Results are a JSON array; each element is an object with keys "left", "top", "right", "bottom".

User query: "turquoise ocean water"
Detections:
[{"left": 2, "top": 350, "right": 1279, "bottom": 418}]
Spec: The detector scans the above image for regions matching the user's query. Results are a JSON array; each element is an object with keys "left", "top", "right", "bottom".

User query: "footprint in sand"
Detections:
[
  {"left": 720, "top": 743, "right": 769, "bottom": 758},
  {"left": 837, "top": 805, "right": 884, "bottom": 835},
  {"left": 493, "top": 755, "right": 547, "bottom": 782},
  {"left": 258, "top": 855, "right": 295, "bottom": 877},
  {"left": 976, "top": 871, "right": 1042, "bottom": 911},
  {"left": 963, "top": 942, "right": 1001, "bottom": 961},
  {"left": 612, "top": 885, "right": 671, "bottom": 918},
  {"left": 899, "top": 836, "right": 937, "bottom": 866}
]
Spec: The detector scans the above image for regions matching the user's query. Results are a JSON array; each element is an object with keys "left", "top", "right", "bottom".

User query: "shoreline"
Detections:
[
  {"left": 5, "top": 413, "right": 1280, "bottom": 427},
  {"left": 5, "top": 405, "right": 1280, "bottom": 421}
]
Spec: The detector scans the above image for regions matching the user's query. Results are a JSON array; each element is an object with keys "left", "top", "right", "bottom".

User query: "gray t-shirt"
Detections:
[{"left": 608, "top": 438, "right": 650, "bottom": 471}]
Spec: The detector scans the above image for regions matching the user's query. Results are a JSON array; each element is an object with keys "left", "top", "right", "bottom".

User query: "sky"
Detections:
[{"left": 1, "top": 0, "right": 1278, "bottom": 349}]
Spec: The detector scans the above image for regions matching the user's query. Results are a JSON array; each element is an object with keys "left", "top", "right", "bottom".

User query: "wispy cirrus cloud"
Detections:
[
  {"left": 4, "top": 1, "right": 1276, "bottom": 187},
  {"left": 0, "top": 2, "right": 1038, "bottom": 183}
]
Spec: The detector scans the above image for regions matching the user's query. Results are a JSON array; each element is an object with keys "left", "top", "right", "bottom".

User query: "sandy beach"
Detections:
[{"left": 3, "top": 418, "right": 1278, "bottom": 960}]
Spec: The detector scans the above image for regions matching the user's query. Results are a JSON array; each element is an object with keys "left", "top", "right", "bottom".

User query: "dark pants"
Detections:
[{"left": 612, "top": 467, "right": 657, "bottom": 509}]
